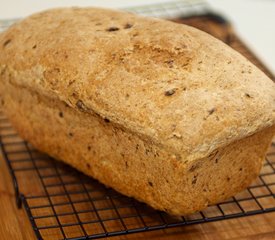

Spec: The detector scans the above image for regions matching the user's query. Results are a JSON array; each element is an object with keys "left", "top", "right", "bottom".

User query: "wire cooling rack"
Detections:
[
  {"left": 1, "top": 113, "right": 275, "bottom": 240},
  {"left": 1, "top": 1, "right": 275, "bottom": 240}
]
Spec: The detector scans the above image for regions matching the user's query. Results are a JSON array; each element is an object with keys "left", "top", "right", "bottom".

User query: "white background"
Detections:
[{"left": 0, "top": 0, "right": 274, "bottom": 75}]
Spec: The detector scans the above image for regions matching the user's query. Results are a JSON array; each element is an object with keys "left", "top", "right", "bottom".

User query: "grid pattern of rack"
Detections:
[
  {"left": 0, "top": 112, "right": 275, "bottom": 240},
  {"left": 1, "top": 1, "right": 275, "bottom": 239},
  {"left": 0, "top": 113, "right": 275, "bottom": 240}
]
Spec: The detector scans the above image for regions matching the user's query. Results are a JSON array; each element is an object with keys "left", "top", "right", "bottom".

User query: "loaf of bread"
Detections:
[{"left": 0, "top": 7, "right": 274, "bottom": 216}]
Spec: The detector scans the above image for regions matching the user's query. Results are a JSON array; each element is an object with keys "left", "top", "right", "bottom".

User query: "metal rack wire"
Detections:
[
  {"left": 0, "top": 112, "right": 275, "bottom": 240},
  {"left": 125, "top": 0, "right": 210, "bottom": 18},
  {"left": 1, "top": 0, "right": 275, "bottom": 239}
]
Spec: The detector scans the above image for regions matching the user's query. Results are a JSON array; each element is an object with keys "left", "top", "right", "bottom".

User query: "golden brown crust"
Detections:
[
  {"left": 1, "top": 80, "right": 274, "bottom": 215},
  {"left": 0, "top": 7, "right": 274, "bottom": 162},
  {"left": 0, "top": 7, "right": 275, "bottom": 215}
]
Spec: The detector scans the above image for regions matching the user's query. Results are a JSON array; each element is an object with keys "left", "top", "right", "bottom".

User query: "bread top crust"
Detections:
[{"left": 0, "top": 7, "right": 274, "bottom": 161}]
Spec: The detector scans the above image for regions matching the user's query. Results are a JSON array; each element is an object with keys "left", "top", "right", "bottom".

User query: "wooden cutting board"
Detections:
[{"left": 0, "top": 14, "right": 275, "bottom": 240}]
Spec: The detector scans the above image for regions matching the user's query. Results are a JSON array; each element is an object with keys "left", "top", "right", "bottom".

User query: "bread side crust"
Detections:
[{"left": 1, "top": 81, "right": 274, "bottom": 215}]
